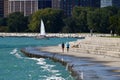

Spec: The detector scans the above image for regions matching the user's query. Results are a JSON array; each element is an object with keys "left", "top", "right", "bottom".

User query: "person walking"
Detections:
[
  {"left": 66, "top": 42, "right": 70, "bottom": 52},
  {"left": 61, "top": 42, "right": 65, "bottom": 52}
]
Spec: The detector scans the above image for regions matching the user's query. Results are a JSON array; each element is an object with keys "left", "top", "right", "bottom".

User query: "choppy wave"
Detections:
[
  {"left": 10, "top": 48, "right": 22, "bottom": 58},
  {"left": 29, "top": 57, "right": 46, "bottom": 65},
  {"left": 28, "top": 57, "right": 67, "bottom": 80},
  {"left": 29, "top": 58, "right": 58, "bottom": 72},
  {"left": 1, "top": 37, "right": 77, "bottom": 80},
  {"left": 45, "top": 75, "right": 74, "bottom": 80},
  {"left": 10, "top": 48, "right": 17, "bottom": 54},
  {"left": 9, "top": 50, "right": 74, "bottom": 80},
  {"left": 46, "top": 76, "right": 65, "bottom": 80}
]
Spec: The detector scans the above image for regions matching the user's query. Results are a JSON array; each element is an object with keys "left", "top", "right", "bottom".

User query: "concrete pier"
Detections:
[
  {"left": 0, "top": 33, "right": 111, "bottom": 38},
  {"left": 21, "top": 47, "right": 81, "bottom": 80}
]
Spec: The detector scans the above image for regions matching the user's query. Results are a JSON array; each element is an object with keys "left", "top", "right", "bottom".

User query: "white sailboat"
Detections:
[
  {"left": 40, "top": 19, "right": 46, "bottom": 36},
  {"left": 37, "top": 19, "right": 46, "bottom": 38}
]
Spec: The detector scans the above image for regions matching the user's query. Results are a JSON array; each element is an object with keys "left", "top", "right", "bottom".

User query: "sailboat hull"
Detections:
[
  {"left": 36, "top": 35, "right": 50, "bottom": 40},
  {"left": 36, "top": 35, "right": 46, "bottom": 39}
]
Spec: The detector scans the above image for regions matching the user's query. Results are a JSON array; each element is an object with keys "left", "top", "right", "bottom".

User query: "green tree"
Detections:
[
  {"left": 104, "top": 6, "right": 118, "bottom": 16},
  {"left": 99, "top": 12, "right": 109, "bottom": 33},
  {"left": 8, "top": 12, "right": 28, "bottom": 32},
  {"left": 29, "top": 8, "right": 64, "bottom": 33},
  {"left": 63, "top": 17, "right": 77, "bottom": 33},
  {"left": 117, "top": 10, "right": 120, "bottom": 35},
  {"left": 116, "top": 17, "right": 120, "bottom": 35},
  {"left": 72, "top": 7, "right": 92, "bottom": 32},
  {"left": 0, "top": 17, "right": 8, "bottom": 32},
  {"left": 97, "top": 9, "right": 109, "bottom": 33},
  {"left": 109, "top": 15, "right": 118, "bottom": 35},
  {"left": 87, "top": 8, "right": 110, "bottom": 33},
  {"left": 87, "top": 11, "right": 100, "bottom": 32},
  {"left": 0, "top": 17, "right": 7, "bottom": 26}
]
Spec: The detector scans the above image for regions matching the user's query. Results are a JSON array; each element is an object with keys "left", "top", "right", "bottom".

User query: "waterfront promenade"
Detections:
[
  {"left": 1, "top": 33, "right": 120, "bottom": 79},
  {"left": 39, "top": 37, "right": 120, "bottom": 68},
  {"left": 19, "top": 35, "right": 120, "bottom": 79},
  {"left": 1, "top": 32, "right": 120, "bottom": 67},
  {"left": 24, "top": 36, "right": 120, "bottom": 79},
  {"left": 0, "top": 33, "right": 120, "bottom": 67}
]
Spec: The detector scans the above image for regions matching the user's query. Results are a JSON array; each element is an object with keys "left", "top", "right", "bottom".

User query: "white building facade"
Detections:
[
  {"left": 7, "top": 0, "right": 38, "bottom": 16},
  {"left": 101, "top": 0, "right": 112, "bottom": 7}
]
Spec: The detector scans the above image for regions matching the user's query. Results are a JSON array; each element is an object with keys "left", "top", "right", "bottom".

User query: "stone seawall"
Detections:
[
  {"left": 21, "top": 47, "right": 82, "bottom": 80},
  {"left": 20, "top": 46, "right": 120, "bottom": 80},
  {"left": 0, "top": 33, "right": 111, "bottom": 38}
]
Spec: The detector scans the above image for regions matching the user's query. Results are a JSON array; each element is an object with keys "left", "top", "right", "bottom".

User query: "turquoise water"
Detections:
[{"left": 0, "top": 37, "right": 77, "bottom": 80}]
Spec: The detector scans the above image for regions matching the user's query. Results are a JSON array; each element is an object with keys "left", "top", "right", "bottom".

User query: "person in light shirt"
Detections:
[{"left": 66, "top": 42, "right": 70, "bottom": 52}]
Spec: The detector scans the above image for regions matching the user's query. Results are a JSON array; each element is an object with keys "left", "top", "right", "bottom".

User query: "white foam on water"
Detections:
[
  {"left": 30, "top": 58, "right": 58, "bottom": 73},
  {"left": 55, "top": 73, "right": 61, "bottom": 76},
  {"left": 66, "top": 63, "right": 69, "bottom": 71},
  {"left": 46, "top": 76, "right": 65, "bottom": 80},
  {"left": 10, "top": 48, "right": 22, "bottom": 58},
  {"left": 15, "top": 53, "right": 23, "bottom": 58},
  {"left": 50, "top": 70, "right": 59, "bottom": 73},
  {"left": 37, "top": 60, "right": 46, "bottom": 65},
  {"left": 41, "top": 64, "right": 55, "bottom": 69},
  {"left": 29, "top": 58, "right": 46, "bottom": 65},
  {"left": 26, "top": 56, "right": 64, "bottom": 80},
  {"left": 30, "top": 57, "right": 45, "bottom": 62},
  {"left": 40, "top": 64, "right": 60, "bottom": 75},
  {"left": 10, "top": 48, "right": 17, "bottom": 54},
  {"left": 28, "top": 74, "right": 32, "bottom": 77}
]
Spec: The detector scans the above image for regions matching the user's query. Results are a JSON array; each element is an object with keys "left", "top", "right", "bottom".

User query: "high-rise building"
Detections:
[
  {"left": 4, "top": 0, "right": 9, "bottom": 17},
  {"left": 38, "top": 0, "right": 51, "bottom": 9},
  {"left": 101, "top": 0, "right": 112, "bottom": 7},
  {"left": 52, "top": 0, "right": 61, "bottom": 9},
  {"left": 3, "top": 0, "right": 119, "bottom": 17},
  {"left": 0, "top": 0, "right": 4, "bottom": 17},
  {"left": 4, "top": 0, "right": 38, "bottom": 17},
  {"left": 101, "top": 0, "right": 120, "bottom": 8},
  {"left": 79, "top": 0, "right": 100, "bottom": 7},
  {"left": 60, "top": 0, "right": 77, "bottom": 16},
  {"left": 53, "top": 0, "right": 100, "bottom": 16},
  {"left": 112, "top": 0, "right": 120, "bottom": 7}
]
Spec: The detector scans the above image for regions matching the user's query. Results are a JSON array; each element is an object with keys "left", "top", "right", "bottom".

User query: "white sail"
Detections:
[{"left": 40, "top": 19, "right": 46, "bottom": 36}]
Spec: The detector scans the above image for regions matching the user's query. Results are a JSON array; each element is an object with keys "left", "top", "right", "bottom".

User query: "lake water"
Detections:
[{"left": 0, "top": 37, "right": 78, "bottom": 80}]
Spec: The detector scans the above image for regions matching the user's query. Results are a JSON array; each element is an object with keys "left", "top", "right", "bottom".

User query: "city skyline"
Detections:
[
  {"left": 4, "top": 0, "right": 38, "bottom": 17},
  {"left": 0, "top": 0, "right": 120, "bottom": 17},
  {"left": 0, "top": 0, "right": 4, "bottom": 17}
]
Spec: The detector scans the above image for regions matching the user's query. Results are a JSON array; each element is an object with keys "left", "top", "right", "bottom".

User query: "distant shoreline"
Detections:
[{"left": 0, "top": 32, "right": 111, "bottom": 38}]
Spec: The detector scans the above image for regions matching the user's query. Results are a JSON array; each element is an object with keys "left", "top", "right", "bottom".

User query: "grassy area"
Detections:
[{"left": 107, "top": 36, "right": 120, "bottom": 38}]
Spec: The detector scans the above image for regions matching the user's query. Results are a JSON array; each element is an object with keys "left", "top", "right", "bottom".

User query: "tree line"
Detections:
[{"left": 0, "top": 6, "right": 120, "bottom": 35}]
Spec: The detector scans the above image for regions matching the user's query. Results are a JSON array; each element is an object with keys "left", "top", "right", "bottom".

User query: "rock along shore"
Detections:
[
  {"left": 21, "top": 47, "right": 82, "bottom": 80},
  {"left": 0, "top": 32, "right": 111, "bottom": 38}
]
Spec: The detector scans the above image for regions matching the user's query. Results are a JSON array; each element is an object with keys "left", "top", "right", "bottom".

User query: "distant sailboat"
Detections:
[
  {"left": 37, "top": 19, "right": 46, "bottom": 38},
  {"left": 40, "top": 19, "right": 46, "bottom": 36}
]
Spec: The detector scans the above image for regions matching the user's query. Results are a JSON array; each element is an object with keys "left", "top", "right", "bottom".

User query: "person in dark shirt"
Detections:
[{"left": 61, "top": 42, "right": 65, "bottom": 52}]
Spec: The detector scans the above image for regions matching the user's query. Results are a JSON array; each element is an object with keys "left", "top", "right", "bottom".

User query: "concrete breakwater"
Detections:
[
  {"left": 21, "top": 46, "right": 120, "bottom": 80},
  {"left": 21, "top": 47, "right": 82, "bottom": 80},
  {"left": 0, "top": 33, "right": 111, "bottom": 37}
]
